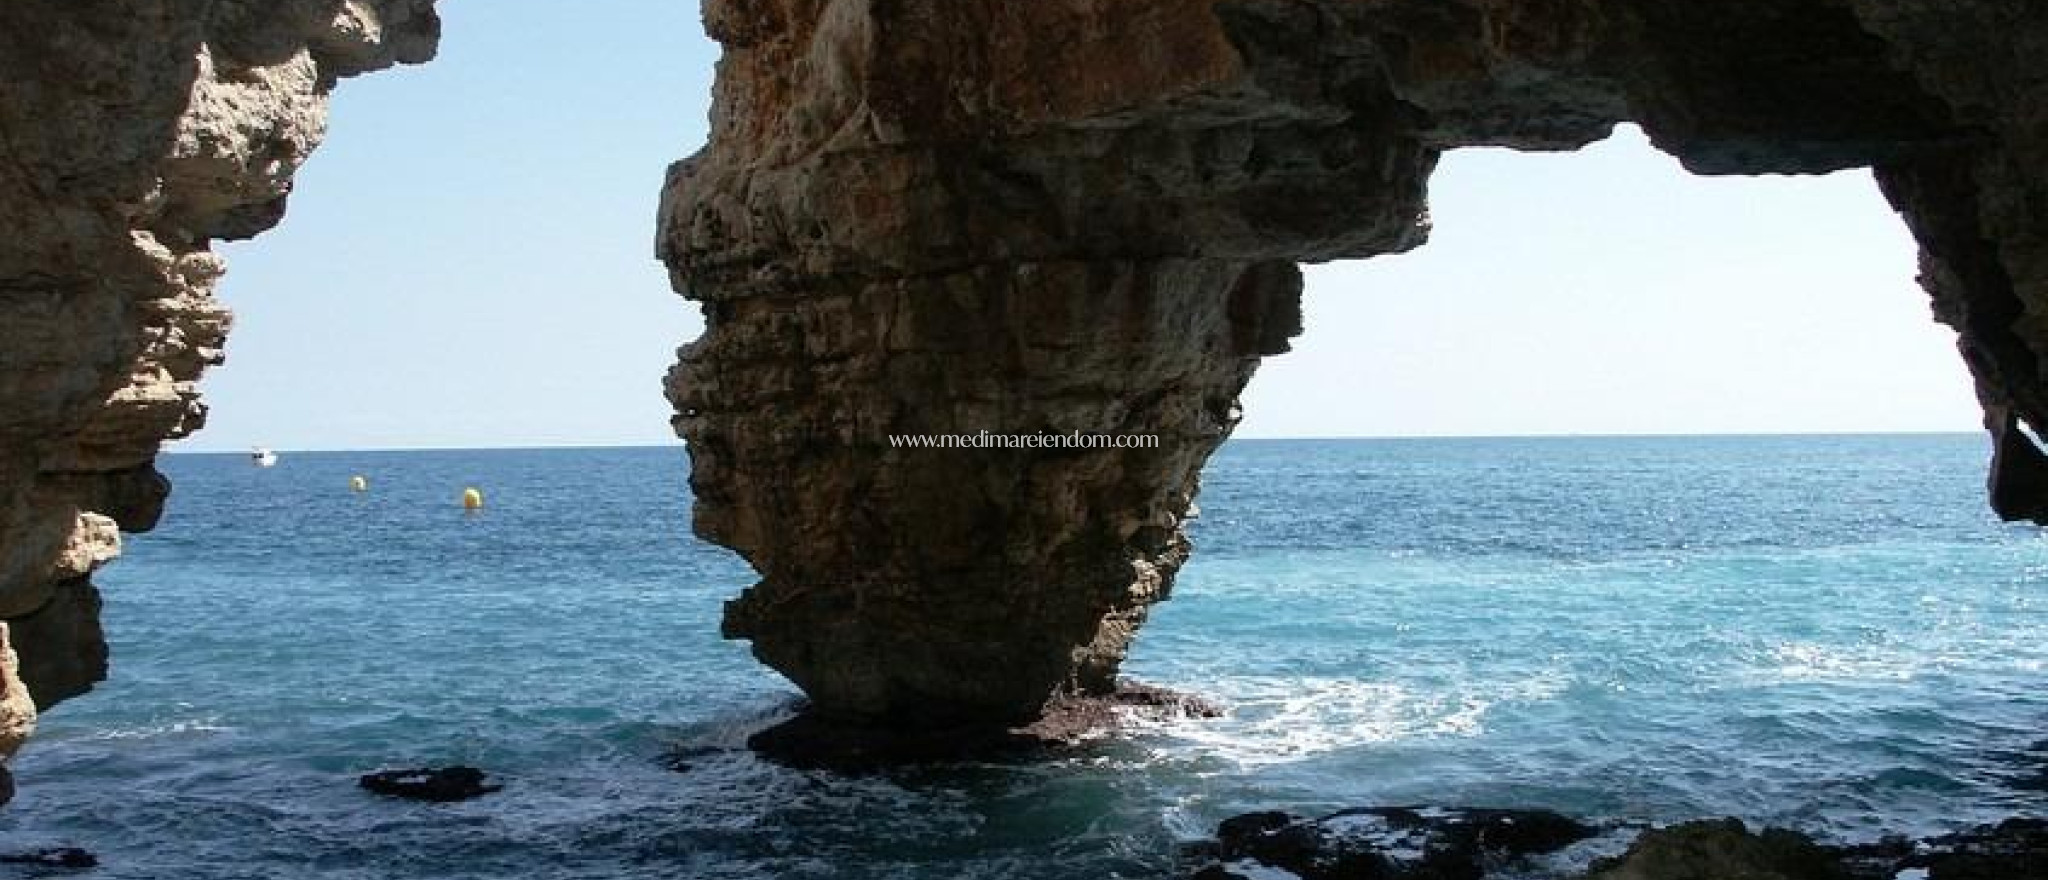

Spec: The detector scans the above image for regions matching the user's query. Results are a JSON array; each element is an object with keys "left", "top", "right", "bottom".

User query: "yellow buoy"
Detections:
[
  {"left": 349, "top": 475, "right": 368, "bottom": 493},
  {"left": 462, "top": 487, "right": 484, "bottom": 511}
]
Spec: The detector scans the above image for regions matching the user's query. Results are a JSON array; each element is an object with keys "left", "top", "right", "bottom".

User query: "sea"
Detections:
[{"left": 1, "top": 435, "right": 2044, "bottom": 878}]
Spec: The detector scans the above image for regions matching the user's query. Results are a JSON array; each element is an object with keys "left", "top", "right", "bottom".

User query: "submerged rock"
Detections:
[
  {"left": 0, "top": 848, "right": 97, "bottom": 869},
  {"left": 358, "top": 766, "right": 502, "bottom": 803},
  {"left": 1188, "top": 806, "right": 1596, "bottom": 879}
]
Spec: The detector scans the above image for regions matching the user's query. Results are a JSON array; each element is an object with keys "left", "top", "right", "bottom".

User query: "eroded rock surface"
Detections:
[
  {"left": 1188, "top": 806, "right": 1596, "bottom": 879},
  {"left": 0, "top": 0, "right": 441, "bottom": 795},
  {"left": 2, "top": 0, "right": 2046, "bottom": 799},
  {"left": 1587, "top": 819, "right": 1847, "bottom": 880},
  {"left": 660, "top": 0, "right": 2048, "bottom": 725}
]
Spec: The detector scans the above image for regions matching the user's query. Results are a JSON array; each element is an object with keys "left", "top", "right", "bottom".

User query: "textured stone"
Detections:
[
  {"left": 0, "top": 0, "right": 441, "bottom": 799},
  {"left": 659, "top": 0, "right": 2048, "bottom": 726},
  {"left": 1188, "top": 806, "right": 1596, "bottom": 879},
  {"left": 0, "top": 626, "right": 38, "bottom": 802},
  {"left": 1587, "top": 819, "right": 1847, "bottom": 880},
  {"left": 3, "top": 0, "right": 2047, "bottom": 786},
  {"left": 9, "top": 580, "right": 108, "bottom": 712}
]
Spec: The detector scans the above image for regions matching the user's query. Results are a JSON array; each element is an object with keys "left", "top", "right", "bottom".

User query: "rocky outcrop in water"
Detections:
[
  {"left": 0, "top": 0, "right": 441, "bottom": 797},
  {"left": 1185, "top": 812, "right": 2048, "bottom": 880},
  {"left": 1586, "top": 819, "right": 1847, "bottom": 880},
  {"left": 660, "top": 0, "right": 2048, "bottom": 726},
  {"left": 1187, "top": 806, "right": 1596, "bottom": 879},
  {"left": 1588, "top": 817, "right": 2048, "bottom": 880},
  {"left": 358, "top": 766, "right": 503, "bottom": 803}
]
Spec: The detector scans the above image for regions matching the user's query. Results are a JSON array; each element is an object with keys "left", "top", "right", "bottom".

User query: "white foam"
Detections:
[
  {"left": 73, "top": 718, "right": 230, "bottom": 742},
  {"left": 1222, "top": 860, "right": 1304, "bottom": 880},
  {"left": 1321, "top": 813, "right": 1428, "bottom": 861},
  {"left": 1128, "top": 673, "right": 1565, "bottom": 766},
  {"left": 1762, "top": 642, "right": 1917, "bottom": 683}
]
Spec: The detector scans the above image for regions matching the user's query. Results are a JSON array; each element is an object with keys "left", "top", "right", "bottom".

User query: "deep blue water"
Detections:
[{"left": 3, "top": 436, "right": 2045, "bottom": 878}]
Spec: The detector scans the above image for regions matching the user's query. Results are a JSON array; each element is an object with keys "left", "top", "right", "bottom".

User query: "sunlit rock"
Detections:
[{"left": 659, "top": 0, "right": 2048, "bottom": 725}]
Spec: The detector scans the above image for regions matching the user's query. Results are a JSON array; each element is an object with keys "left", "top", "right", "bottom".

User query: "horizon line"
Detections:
[{"left": 167, "top": 428, "right": 1984, "bottom": 455}]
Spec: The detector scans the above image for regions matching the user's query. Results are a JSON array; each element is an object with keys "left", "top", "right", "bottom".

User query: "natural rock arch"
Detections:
[
  {"left": 0, "top": 0, "right": 2044, "bottom": 794},
  {"left": 657, "top": 0, "right": 2048, "bottom": 725}
]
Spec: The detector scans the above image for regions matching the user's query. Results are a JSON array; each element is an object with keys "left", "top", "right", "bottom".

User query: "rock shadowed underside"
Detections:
[
  {"left": 0, "top": 0, "right": 440, "bottom": 798},
  {"left": 659, "top": 0, "right": 2048, "bottom": 725}
]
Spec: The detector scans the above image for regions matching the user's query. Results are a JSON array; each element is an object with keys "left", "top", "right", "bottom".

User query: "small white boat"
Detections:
[{"left": 251, "top": 447, "right": 278, "bottom": 468}]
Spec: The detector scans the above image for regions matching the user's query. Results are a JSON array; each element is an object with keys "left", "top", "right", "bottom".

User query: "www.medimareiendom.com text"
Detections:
[{"left": 887, "top": 431, "right": 1160, "bottom": 450}]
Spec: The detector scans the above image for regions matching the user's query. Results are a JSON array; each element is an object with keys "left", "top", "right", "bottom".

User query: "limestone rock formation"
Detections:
[
  {"left": 0, "top": 0, "right": 441, "bottom": 797},
  {"left": 0, "top": 627, "right": 38, "bottom": 807},
  {"left": 660, "top": 0, "right": 2048, "bottom": 725},
  {"left": 2, "top": 0, "right": 2045, "bottom": 791}
]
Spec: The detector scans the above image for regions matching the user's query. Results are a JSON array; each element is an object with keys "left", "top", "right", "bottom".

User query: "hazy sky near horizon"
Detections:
[{"left": 183, "top": 0, "right": 1981, "bottom": 452}]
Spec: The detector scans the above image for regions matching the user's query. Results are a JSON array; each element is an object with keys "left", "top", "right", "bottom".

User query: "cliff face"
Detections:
[
  {"left": 660, "top": 0, "right": 2048, "bottom": 725},
  {"left": 1, "top": 0, "right": 2043, "bottom": 775},
  {"left": 0, "top": 0, "right": 440, "bottom": 796}
]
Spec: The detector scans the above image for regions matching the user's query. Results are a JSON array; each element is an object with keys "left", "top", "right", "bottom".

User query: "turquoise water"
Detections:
[{"left": 3, "top": 436, "right": 2045, "bottom": 878}]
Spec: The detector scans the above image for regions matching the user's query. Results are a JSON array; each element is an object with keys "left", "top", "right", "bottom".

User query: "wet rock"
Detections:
[
  {"left": 1191, "top": 806, "right": 1596, "bottom": 879},
  {"left": 1030, "top": 680, "right": 1225, "bottom": 740},
  {"left": 0, "top": 848, "right": 97, "bottom": 869},
  {"left": 358, "top": 766, "right": 502, "bottom": 803},
  {"left": 1987, "top": 409, "right": 2048, "bottom": 524},
  {"left": 1864, "top": 818, "right": 2048, "bottom": 880},
  {"left": 1587, "top": 819, "right": 1848, "bottom": 880}
]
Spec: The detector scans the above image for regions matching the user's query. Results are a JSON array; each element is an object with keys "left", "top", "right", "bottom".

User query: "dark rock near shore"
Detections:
[
  {"left": 1590, "top": 816, "right": 2048, "bottom": 880},
  {"left": 1190, "top": 810, "right": 2048, "bottom": 879},
  {"left": 1031, "top": 680, "right": 1225, "bottom": 740},
  {"left": 751, "top": 681, "right": 1222, "bottom": 772},
  {"left": 1587, "top": 819, "right": 1847, "bottom": 880},
  {"left": 1846, "top": 817, "right": 2048, "bottom": 880},
  {"left": 0, "top": 848, "right": 97, "bottom": 869},
  {"left": 1189, "top": 806, "right": 1596, "bottom": 879},
  {"left": 358, "top": 766, "right": 502, "bottom": 803}
]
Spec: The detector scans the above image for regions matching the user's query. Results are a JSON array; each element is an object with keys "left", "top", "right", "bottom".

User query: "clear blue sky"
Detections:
[{"left": 184, "top": 0, "right": 1981, "bottom": 452}]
